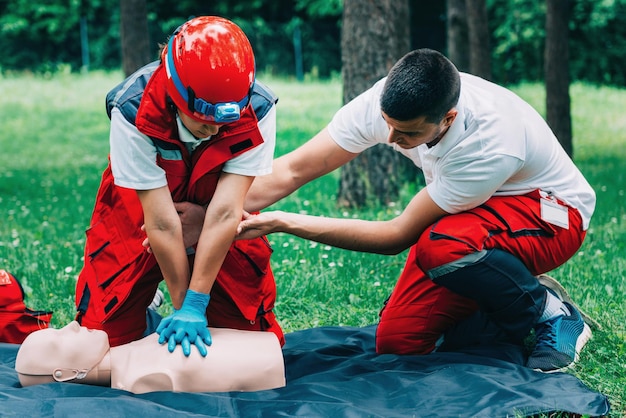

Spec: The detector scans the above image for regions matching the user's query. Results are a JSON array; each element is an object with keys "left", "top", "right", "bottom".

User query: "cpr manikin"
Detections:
[{"left": 15, "top": 321, "right": 285, "bottom": 394}]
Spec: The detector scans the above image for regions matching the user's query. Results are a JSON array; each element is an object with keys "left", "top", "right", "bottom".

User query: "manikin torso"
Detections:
[{"left": 109, "top": 330, "right": 285, "bottom": 393}]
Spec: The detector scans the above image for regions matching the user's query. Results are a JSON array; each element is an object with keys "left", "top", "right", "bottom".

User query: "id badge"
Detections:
[{"left": 540, "top": 196, "right": 569, "bottom": 229}]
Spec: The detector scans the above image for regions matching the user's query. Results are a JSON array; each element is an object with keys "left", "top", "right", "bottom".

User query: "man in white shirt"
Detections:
[{"left": 236, "top": 49, "right": 596, "bottom": 372}]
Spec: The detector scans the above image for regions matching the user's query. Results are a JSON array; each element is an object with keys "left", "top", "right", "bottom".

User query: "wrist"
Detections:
[
  {"left": 182, "top": 289, "right": 210, "bottom": 313},
  {"left": 274, "top": 211, "right": 290, "bottom": 233}
]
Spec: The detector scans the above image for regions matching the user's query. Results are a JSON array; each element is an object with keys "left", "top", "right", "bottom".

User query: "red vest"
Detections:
[{"left": 76, "top": 65, "right": 276, "bottom": 323}]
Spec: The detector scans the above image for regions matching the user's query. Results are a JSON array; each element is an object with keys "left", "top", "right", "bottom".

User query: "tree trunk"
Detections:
[
  {"left": 465, "top": 0, "right": 492, "bottom": 80},
  {"left": 120, "top": 0, "right": 151, "bottom": 77},
  {"left": 337, "top": 0, "right": 415, "bottom": 208},
  {"left": 446, "top": 0, "right": 470, "bottom": 72},
  {"left": 545, "top": 0, "right": 573, "bottom": 157}
]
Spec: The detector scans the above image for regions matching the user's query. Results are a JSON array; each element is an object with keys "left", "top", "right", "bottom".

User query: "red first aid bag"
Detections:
[{"left": 0, "top": 269, "right": 53, "bottom": 344}]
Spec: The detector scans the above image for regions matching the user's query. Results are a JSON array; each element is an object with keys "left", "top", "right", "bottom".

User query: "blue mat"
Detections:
[{"left": 0, "top": 325, "right": 610, "bottom": 417}]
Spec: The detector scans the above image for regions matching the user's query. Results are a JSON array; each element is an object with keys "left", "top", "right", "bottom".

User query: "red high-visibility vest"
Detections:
[{"left": 76, "top": 63, "right": 276, "bottom": 324}]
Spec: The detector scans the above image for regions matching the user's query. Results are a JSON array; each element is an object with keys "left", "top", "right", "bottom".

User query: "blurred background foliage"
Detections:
[{"left": 0, "top": 0, "right": 624, "bottom": 86}]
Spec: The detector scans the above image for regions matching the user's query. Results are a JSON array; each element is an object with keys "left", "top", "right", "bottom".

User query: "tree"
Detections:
[
  {"left": 337, "top": 0, "right": 414, "bottom": 207},
  {"left": 545, "top": 0, "right": 572, "bottom": 157},
  {"left": 446, "top": 0, "right": 470, "bottom": 72},
  {"left": 120, "top": 0, "right": 151, "bottom": 77},
  {"left": 466, "top": 0, "right": 492, "bottom": 80}
]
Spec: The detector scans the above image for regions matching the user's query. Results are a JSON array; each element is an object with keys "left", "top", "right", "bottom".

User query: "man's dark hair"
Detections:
[{"left": 380, "top": 49, "right": 461, "bottom": 123}]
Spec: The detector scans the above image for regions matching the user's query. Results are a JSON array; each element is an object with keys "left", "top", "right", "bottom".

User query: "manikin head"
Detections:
[{"left": 15, "top": 321, "right": 111, "bottom": 387}]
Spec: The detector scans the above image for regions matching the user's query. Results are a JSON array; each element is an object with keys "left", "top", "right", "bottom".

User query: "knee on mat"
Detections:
[{"left": 375, "top": 325, "right": 438, "bottom": 355}]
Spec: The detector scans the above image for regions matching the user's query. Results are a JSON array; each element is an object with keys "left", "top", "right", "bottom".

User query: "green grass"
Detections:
[{"left": 1, "top": 72, "right": 625, "bottom": 415}]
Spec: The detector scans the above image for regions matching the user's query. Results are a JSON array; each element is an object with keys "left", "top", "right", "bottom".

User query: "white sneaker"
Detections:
[
  {"left": 536, "top": 274, "right": 601, "bottom": 330},
  {"left": 148, "top": 289, "right": 164, "bottom": 311}
]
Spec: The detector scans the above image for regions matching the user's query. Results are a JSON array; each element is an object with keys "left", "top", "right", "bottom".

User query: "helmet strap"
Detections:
[{"left": 186, "top": 86, "right": 196, "bottom": 113}]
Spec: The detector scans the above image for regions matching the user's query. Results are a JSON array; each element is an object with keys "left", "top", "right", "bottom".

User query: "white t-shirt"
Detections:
[
  {"left": 327, "top": 73, "right": 596, "bottom": 229},
  {"left": 109, "top": 105, "right": 277, "bottom": 191}
]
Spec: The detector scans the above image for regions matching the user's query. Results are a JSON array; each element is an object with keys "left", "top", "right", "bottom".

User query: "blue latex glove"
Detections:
[{"left": 156, "top": 289, "right": 212, "bottom": 357}]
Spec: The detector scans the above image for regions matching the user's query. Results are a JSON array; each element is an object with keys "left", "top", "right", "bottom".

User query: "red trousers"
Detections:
[{"left": 376, "top": 190, "right": 586, "bottom": 355}]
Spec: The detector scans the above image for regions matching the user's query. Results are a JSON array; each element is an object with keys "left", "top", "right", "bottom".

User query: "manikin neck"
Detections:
[
  {"left": 85, "top": 350, "right": 112, "bottom": 386},
  {"left": 57, "top": 351, "right": 112, "bottom": 386}
]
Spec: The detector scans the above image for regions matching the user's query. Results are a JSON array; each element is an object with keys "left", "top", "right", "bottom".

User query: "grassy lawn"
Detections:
[{"left": 0, "top": 71, "right": 624, "bottom": 415}]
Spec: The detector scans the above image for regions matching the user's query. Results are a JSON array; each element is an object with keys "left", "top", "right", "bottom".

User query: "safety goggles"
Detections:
[{"left": 165, "top": 36, "right": 251, "bottom": 124}]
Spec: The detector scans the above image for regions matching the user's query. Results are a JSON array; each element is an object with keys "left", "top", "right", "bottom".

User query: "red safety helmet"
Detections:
[{"left": 162, "top": 16, "right": 255, "bottom": 124}]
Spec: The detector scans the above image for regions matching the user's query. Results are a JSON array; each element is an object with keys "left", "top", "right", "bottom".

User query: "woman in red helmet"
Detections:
[{"left": 75, "top": 16, "right": 283, "bottom": 356}]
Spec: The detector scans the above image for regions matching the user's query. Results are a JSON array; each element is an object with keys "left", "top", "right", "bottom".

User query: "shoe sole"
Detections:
[
  {"left": 534, "top": 321, "right": 592, "bottom": 373},
  {"left": 536, "top": 274, "right": 602, "bottom": 331}
]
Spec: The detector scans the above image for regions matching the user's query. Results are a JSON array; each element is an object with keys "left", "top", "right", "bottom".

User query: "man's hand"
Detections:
[
  {"left": 156, "top": 289, "right": 212, "bottom": 357},
  {"left": 236, "top": 210, "right": 282, "bottom": 240},
  {"left": 143, "top": 201, "right": 206, "bottom": 252}
]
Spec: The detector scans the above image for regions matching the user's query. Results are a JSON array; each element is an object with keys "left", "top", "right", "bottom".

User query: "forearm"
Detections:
[
  {"left": 189, "top": 215, "right": 239, "bottom": 293},
  {"left": 146, "top": 227, "right": 189, "bottom": 308},
  {"left": 240, "top": 185, "right": 447, "bottom": 256},
  {"left": 245, "top": 158, "right": 302, "bottom": 212},
  {"left": 137, "top": 187, "right": 190, "bottom": 308},
  {"left": 245, "top": 128, "right": 357, "bottom": 212},
  {"left": 192, "top": 172, "right": 254, "bottom": 293},
  {"left": 264, "top": 211, "right": 411, "bottom": 255}
]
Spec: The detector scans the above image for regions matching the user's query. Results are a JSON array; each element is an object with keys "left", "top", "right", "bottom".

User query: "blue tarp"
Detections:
[{"left": 0, "top": 325, "right": 610, "bottom": 417}]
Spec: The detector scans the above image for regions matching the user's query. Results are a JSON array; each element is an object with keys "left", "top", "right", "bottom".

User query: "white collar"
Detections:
[{"left": 176, "top": 115, "right": 212, "bottom": 151}]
